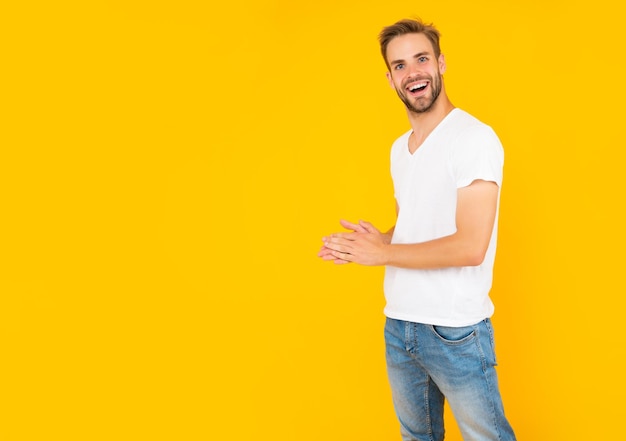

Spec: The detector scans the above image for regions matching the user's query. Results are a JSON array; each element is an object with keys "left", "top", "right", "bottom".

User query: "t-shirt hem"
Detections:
[{"left": 383, "top": 309, "right": 492, "bottom": 327}]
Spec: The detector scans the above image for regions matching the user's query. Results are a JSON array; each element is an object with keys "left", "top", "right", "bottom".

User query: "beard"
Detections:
[{"left": 396, "top": 73, "right": 443, "bottom": 114}]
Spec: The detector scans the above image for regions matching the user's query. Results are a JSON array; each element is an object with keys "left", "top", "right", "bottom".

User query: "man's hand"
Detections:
[
  {"left": 318, "top": 220, "right": 366, "bottom": 264},
  {"left": 318, "top": 219, "right": 391, "bottom": 266}
]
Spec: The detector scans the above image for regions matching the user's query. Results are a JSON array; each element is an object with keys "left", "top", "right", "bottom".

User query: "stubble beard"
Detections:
[{"left": 397, "top": 74, "right": 442, "bottom": 114}]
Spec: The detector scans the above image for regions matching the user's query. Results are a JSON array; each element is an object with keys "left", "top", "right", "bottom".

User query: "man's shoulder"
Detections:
[
  {"left": 447, "top": 109, "right": 501, "bottom": 145},
  {"left": 392, "top": 128, "right": 413, "bottom": 143},
  {"left": 390, "top": 128, "right": 412, "bottom": 150},
  {"left": 449, "top": 108, "right": 490, "bottom": 130}
]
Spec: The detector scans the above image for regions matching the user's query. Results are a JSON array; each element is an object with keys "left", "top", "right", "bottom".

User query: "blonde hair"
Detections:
[{"left": 378, "top": 19, "right": 442, "bottom": 70}]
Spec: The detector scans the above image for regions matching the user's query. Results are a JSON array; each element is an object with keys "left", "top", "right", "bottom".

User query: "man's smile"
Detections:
[{"left": 405, "top": 80, "right": 429, "bottom": 96}]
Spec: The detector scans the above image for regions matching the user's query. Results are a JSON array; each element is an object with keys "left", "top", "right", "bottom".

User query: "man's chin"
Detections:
[{"left": 406, "top": 101, "right": 433, "bottom": 114}]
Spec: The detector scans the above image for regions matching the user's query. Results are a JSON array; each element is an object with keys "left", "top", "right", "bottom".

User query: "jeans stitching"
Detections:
[
  {"left": 479, "top": 320, "right": 503, "bottom": 440},
  {"left": 423, "top": 377, "right": 433, "bottom": 440}
]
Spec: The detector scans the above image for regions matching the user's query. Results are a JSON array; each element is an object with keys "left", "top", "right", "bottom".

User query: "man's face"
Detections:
[{"left": 385, "top": 33, "right": 446, "bottom": 114}]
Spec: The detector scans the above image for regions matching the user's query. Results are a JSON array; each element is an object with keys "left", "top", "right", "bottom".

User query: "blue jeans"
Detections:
[{"left": 384, "top": 317, "right": 516, "bottom": 441}]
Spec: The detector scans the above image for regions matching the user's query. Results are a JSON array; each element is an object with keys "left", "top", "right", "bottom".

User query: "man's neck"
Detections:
[{"left": 407, "top": 94, "right": 455, "bottom": 148}]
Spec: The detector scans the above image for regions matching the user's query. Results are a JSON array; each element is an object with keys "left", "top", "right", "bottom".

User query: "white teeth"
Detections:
[{"left": 409, "top": 82, "right": 427, "bottom": 92}]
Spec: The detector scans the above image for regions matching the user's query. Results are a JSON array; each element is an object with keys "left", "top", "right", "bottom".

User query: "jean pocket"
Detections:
[{"left": 431, "top": 324, "right": 475, "bottom": 344}]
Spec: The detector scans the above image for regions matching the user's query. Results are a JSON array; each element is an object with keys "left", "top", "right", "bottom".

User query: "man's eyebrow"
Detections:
[
  {"left": 389, "top": 58, "right": 405, "bottom": 66},
  {"left": 390, "top": 51, "right": 432, "bottom": 66}
]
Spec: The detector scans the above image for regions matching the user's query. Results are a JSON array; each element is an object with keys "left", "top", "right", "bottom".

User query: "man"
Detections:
[{"left": 318, "top": 18, "right": 516, "bottom": 441}]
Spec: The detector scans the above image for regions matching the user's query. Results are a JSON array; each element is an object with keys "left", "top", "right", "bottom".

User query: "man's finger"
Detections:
[
  {"left": 358, "top": 220, "right": 378, "bottom": 234},
  {"left": 331, "top": 250, "right": 352, "bottom": 263},
  {"left": 340, "top": 219, "right": 367, "bottom": 233}
]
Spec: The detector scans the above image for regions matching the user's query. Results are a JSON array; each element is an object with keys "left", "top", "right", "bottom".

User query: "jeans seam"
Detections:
[
  {"left": 474, "top": 323, "right": 487, "bottom": 373},
  {"left": 423, "top": 377, "right": 431, "bottom": 440},
  {"left": 478, "top": 321, "right": 503, "bottom": 440}
]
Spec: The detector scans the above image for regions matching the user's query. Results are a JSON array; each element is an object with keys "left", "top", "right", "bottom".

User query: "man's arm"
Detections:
[{"left": 321, "top": 180, "right": 498, "bottom": 268}]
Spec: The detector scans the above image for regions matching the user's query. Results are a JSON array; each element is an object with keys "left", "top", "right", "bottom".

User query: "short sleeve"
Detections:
[{"left": 451, "top": 125, "right": 504, "bottom": 189}]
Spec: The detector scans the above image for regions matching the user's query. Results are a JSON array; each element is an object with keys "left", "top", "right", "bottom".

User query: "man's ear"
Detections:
[
  {"left": 386, "top": 71, "right": 395, "bottom": 89},
  {"left": 439, "top": 54, "right": 447, "bottom": 74}
]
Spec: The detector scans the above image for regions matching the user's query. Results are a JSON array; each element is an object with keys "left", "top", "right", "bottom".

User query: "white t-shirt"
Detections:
[{"left": 383, "top": 108, "right": 504, "bottom": 327}]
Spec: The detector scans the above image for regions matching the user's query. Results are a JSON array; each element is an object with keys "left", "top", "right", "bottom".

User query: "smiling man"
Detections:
[{"left": 319, "top": 19, "right": 516, "bottom": 441}]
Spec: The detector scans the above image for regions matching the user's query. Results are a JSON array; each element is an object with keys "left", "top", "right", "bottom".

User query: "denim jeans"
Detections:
[{"left": 384, "top": 317, "right": 516, "bottom": 441}]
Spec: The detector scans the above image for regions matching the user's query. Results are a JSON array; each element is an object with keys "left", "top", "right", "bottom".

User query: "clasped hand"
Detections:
[{"left": 318, "top": 219, "right": 390, "bottom": 266}]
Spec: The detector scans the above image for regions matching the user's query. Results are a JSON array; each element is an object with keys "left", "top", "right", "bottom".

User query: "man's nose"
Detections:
[{"left": 407, "top": 63, "right": 421, "bottom": 76}]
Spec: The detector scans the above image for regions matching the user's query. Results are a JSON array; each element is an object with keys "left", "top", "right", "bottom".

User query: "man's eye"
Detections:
[
  {"left": 418, "top": 57, "right": 427, "bottom": 62},
  {"left": 394, "top": 64, "right": 404, "bottom": 70}
]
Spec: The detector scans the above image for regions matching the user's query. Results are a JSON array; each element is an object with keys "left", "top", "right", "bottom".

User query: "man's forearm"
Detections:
[{"left": 382, "top": 231, "right": 488, "bottom": 269}]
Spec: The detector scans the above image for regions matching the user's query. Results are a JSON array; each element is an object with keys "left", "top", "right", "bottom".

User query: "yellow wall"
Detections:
[{"left": 2, "top": 1, "right": 625, "bottom": 439}]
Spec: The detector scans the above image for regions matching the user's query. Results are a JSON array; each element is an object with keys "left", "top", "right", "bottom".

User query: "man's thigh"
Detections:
[
  {"left": 384, "top": 318, "right": 445, "bottom": 441},
  {"left": 419, "top": 319, "right": 515, "bottom": 441}
]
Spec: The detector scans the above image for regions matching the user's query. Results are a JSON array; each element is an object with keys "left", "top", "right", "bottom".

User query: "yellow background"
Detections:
[{"left": 2, "top": 1, "right": 625, "bottom": 439}]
